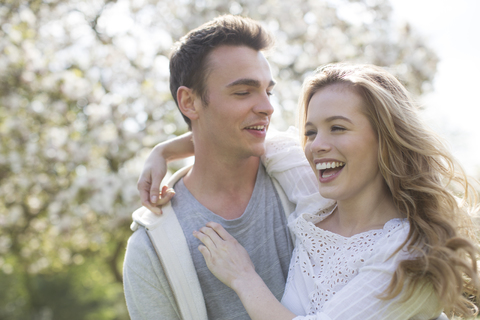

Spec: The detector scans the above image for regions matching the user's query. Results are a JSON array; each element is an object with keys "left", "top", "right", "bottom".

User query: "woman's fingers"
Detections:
[
  {"left": 197, "top": 244, "right": 211, "bottom": 260},
  {"left": 193, "top": 228, "right": 218, "bottom": 250},
  {"left": 149, "top": 168, "right": 165, "bottom": 204},
  {"left": 193, "top": 223, "right": 255, "bottom": 288},
  {"left": 138, "top": 184, "right": 176, "bottom": 216},
  {"left": 138, "top": 174, "right": 153, "bottom": 207},
  {"left": 137, "top": 165, "right": 164, "bottom": 214},
  {"left": 206, "top": 221, "right": 236, "bottom": 241},
  {"left": 156, "top": 186, "right": 176, "bottom": 205},
  {"left": 137, "top": 145, "right": 168, "bottom": 213},
  {"left": 194, "top": 223, "right": 237, "bottom": 251}
]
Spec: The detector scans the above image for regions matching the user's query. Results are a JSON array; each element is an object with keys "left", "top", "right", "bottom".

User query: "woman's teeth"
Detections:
[{"left": 316, "top": 161, "right": 345, "bottom": 170}]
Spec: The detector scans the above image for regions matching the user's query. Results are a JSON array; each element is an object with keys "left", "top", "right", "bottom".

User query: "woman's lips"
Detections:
[{"left": 318, "top": 164, "right": 345, "bottom": 183}]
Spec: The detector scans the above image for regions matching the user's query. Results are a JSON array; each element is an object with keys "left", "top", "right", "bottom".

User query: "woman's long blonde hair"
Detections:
[{"left": 298, "top": 63, "right": 480, "bottom": 317}]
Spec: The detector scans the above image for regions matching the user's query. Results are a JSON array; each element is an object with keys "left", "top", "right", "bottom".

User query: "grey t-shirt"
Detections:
[
  {"left": 123, "top": 164, "right": 293, "bottom": 320},
  {"left": 172, "top": 164, "right": 293, "bottom": 319}
]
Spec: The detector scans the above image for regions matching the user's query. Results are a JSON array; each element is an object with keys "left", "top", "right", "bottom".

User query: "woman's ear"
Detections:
[{"left": 177, "top": 86, "right": 200, "bottom": 121}]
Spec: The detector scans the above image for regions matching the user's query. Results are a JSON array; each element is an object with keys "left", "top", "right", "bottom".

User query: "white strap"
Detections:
[
  {"left": 131, "top": 165, "right": 207, "bottom": 320},
  {"left": 146, "top": 203, "right": 208, "bottom": 320}
]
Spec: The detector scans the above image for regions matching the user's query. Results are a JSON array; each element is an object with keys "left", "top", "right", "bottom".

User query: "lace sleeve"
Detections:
[
  {"left": 263, "top": 126, "right": 307, "bottom": 172},
  {"left": 291, "top": 224, "right": 442, "bottom": 320},
  {"left": 262, "top": 127, "right": 334, "bottom": 220}
]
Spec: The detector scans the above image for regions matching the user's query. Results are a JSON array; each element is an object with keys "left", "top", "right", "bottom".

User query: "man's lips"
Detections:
[{"left": 244, "top": 125, "right": 267, "bottom": 131}]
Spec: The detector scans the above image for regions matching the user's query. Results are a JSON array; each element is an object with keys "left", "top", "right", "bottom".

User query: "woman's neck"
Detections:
[{"left": 318, "top": 187, "right": 402, "bottom": 237}]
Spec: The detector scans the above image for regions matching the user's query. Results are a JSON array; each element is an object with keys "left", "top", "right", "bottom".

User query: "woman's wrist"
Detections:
[
  {"left": 230, "top": 271, "right": 264, "bottom": 297},
  {"left": 156, "top": 132, "right": 194, "bottom": 163},
  {"left": 232, "top": 272, "right": 296, "bottom": 320}
]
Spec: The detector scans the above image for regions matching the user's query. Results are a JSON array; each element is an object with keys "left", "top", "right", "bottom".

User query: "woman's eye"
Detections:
[
  {"left": 267, "top": 91, "right": 274, "bottom": 97},
  {"left": 235, "top": 92, "right": 249, "bottom": 96},
  {"left": 305, "top": 130, "right": 317, "bottom": 139},
  {"left": 331, "top": 126, "right": 346, "bottom": 132}
]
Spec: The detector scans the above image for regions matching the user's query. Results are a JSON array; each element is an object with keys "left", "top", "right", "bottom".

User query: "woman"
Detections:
[{"left": 142, "top": 64, "right": 480, "bottom": 319}]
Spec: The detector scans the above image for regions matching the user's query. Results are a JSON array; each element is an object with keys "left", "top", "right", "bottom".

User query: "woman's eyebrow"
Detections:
[
  {"left": 325, "top": 115, "right": 353, "bottom": 123},
  {"left": 305, "top": 116, "right": 353, "bottom": 128}
]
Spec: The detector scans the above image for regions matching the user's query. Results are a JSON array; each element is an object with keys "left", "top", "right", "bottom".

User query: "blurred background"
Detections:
[{"left": 0, "top": 0, "right": 478, "bottom": 319}]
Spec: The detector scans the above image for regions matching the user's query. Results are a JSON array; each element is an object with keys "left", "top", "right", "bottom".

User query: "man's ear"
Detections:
[{"left": 177, "top": 86, "right": 200, "bottom": 121}]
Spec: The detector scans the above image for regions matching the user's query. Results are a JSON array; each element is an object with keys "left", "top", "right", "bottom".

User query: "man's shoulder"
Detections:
[
  {"left": 131, "top": 206, "right": 167, "bottom": 231},
  {"left": 127, "top": 224, "right": 150, "bottom": 248},
  {"left": 258, "top": 162, "right": 278, "bottom": 188},
  {"left": 125, "top": 225, "right": 157, "bottom": 267},
  {"left": 123, "top": 225, "right": 184, "bottom": 320}
]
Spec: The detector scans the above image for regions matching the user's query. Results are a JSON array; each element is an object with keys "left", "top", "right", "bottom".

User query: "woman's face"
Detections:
[{"left": 304, "top": 84, "right": 384, "bottom": 204}]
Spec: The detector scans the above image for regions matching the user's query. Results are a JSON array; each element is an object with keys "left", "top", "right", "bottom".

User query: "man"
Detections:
[{"left": 123, "top": 15, "right": 316, "bottom": 320}]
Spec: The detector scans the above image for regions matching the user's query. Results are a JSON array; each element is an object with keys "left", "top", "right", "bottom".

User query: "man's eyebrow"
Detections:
[{"left": 226, "top": 78, "right": 276, "bottom": 88}]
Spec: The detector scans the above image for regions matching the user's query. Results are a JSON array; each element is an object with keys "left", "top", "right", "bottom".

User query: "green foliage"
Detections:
[
  {"left": 0, "top": 0, "right": 438, "bottom": 318},
  {"left": 0, "top": 258, "right": 128, "bottom": 320}
]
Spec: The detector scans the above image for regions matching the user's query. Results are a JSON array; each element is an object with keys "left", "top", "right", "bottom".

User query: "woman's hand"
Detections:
[
  {"left": 137, "top": 146, "right": 172, "bottom": 214},
  {"left": 141, "top": 184, "right": 176, "bottom": 215},
  {"left": 193, "top": 222, "right": 256, "bottom": 289},
  {"left": 194, "top": 222, "right": 296, "bottom": 320},
  {"left": 137, "top": 132, "right": 194, "bottom": 214}
]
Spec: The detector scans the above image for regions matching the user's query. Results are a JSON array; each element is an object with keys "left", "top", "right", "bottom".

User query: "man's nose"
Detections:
[{"left": 255, "top": 93, "right": 274, "bottom": 116}]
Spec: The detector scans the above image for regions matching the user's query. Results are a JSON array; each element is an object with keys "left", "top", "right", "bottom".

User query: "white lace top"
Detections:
[{"left": 262, "top": 128, "right": 442, "bottom": 320}]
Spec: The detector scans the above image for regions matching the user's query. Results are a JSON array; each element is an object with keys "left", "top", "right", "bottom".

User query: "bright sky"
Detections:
[{"left": 389, "top": 0, "right": 480, "bottom": 177}]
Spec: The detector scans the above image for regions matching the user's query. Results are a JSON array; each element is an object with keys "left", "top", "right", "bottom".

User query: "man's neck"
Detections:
[{"left": 183, "top": 155, "right": 261, "bottom": 220}]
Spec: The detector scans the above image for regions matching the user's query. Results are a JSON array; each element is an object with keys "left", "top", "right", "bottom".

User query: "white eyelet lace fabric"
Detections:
[
  {"left": 262, "top": 126, "right": 308, "bottom": 172},
  {"left": 285, "top": 208, "right": 408, "bottom": 316}
]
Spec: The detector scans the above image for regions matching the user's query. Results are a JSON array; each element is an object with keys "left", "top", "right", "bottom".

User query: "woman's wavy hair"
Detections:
[{"left": 297, "top": 63, "right": 480, "bottom": 317}]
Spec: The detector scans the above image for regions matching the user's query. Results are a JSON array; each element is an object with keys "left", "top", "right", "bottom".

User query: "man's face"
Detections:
[{"left": 193, "top": 45, "right": 275, "bottom": 160}]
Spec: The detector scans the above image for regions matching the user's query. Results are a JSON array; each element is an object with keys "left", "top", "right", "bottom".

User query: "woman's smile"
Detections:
[
  {"left": 315, "top": 160, "right": 346, "bottom": 182},
  {"left": 304, "top": 83, "right": 383, "bottom": 203}
]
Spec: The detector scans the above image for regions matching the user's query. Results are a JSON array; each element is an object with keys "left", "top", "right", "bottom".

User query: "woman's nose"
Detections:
[{"left": 310, "top": 134, "right": 332, "bottom": 154}]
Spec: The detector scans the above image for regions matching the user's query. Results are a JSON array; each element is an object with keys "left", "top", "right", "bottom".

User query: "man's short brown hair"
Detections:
[{"left": 169, "top": 15, "right": 274, "bottom": 129}]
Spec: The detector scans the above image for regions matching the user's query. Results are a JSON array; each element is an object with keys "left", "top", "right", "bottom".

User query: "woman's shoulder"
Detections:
[
  {"left": 290, "top": 203, "right": 337, "bottom": 230},
  {"left": 365, "top": 218, "right": 412, "bottom": 265},
  {"left": 381, "top": 218, "right": 410, "bottom": 239}
]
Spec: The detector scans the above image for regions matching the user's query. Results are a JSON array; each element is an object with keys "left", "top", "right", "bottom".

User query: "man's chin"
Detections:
[{"left": 250, "top": 145, "right": 266, "bottom": 158}]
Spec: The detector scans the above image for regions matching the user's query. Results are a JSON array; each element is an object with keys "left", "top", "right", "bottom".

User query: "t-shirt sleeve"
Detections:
[
  {"left": 291, "top": 226, "right": 442, "bottom": 320},
  {"left": 262, "top": 127, "right": 334, "bottom": 220},
  {"left": 123, "top": 227, "right": 181, "bottom": 320}
]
